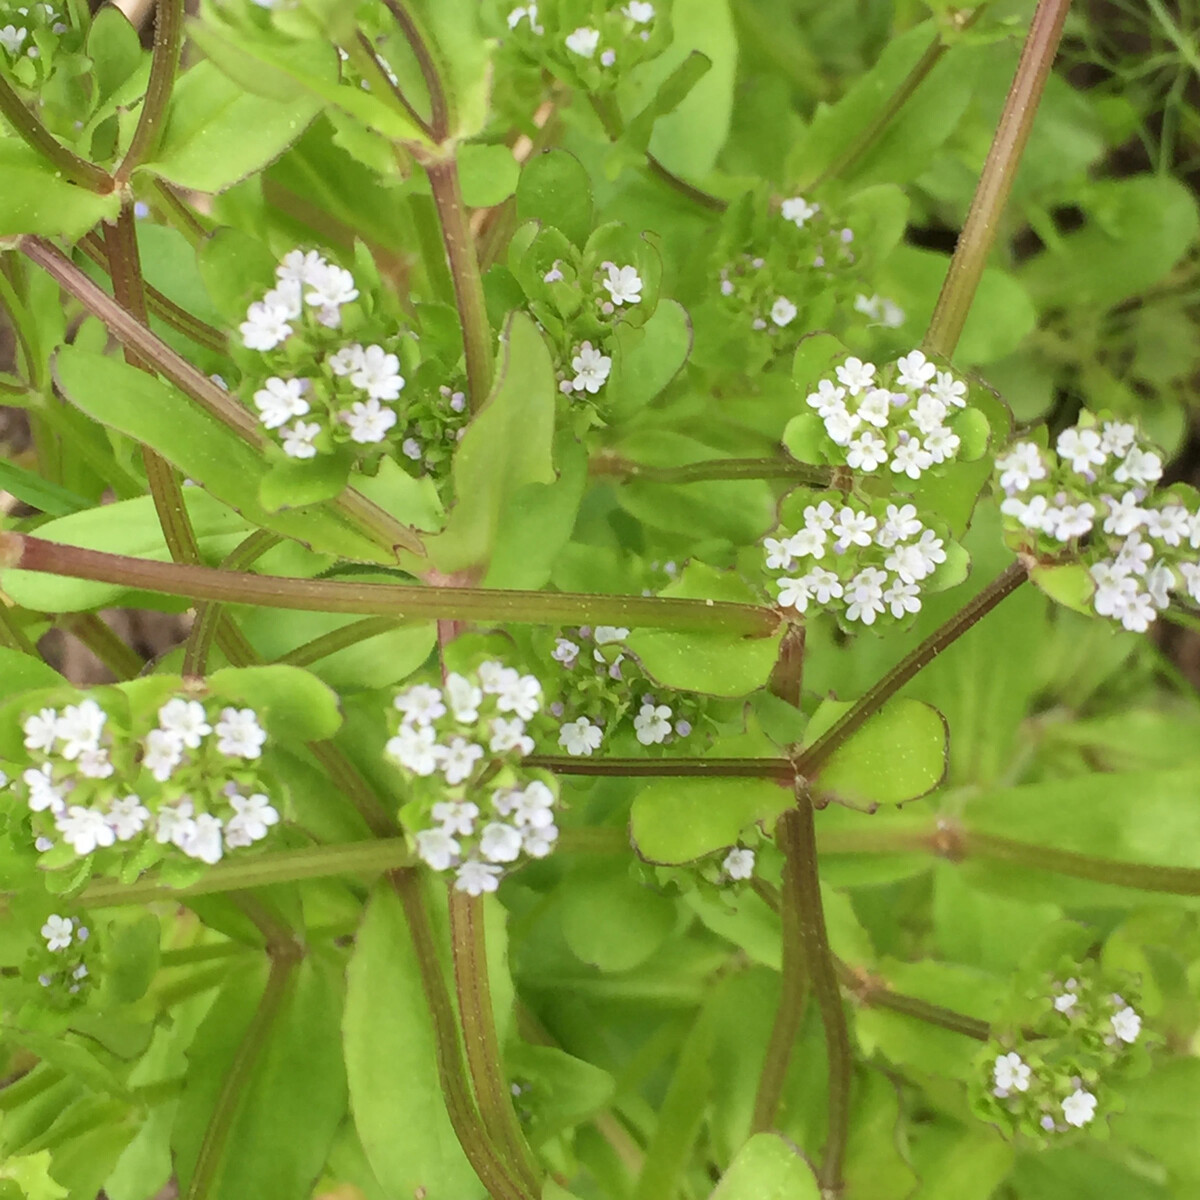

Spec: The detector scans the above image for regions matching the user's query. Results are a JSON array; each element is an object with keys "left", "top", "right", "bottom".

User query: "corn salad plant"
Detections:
[{"left": 1, "top": 1, "right": 1200, "bottom": 1198}]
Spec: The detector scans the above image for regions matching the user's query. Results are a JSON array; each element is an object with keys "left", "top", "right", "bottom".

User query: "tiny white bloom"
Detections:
[
  {"left": 770, "top": 297, "right": 797, "bottom": 327},
  {"left": 593, "top": 626, "right": 629, "bottom": 646},
  {"left": 523, "top": 824, "right": 559, "bottom": 858},
  {"left": 1115, "top": 532, "right": 1153, "bottom": 576},
  {"left": 895, "top": 350, "right": 936, "bottom": 391},
  {"left": 929, "top": 370, "right": 967, "bottom": 408},
  {"left": 571, "top": 341, "right": 612, "bottom": 394},
  {"left": 992, "top": 1051, "right": 1031, "bottom": 1094},
  {"left": 328, "top": 343, "right": 365, "bottom": 377},
  {"left": 1145, "top": 504, "right": 1190, "bottom": 547},
  {"left": 602, "top": 263, "right": 643, "bottom": 306},
  {"left": 777, "top": 576, "right": 812, "bottom": 614},
  {"left": 512, "top": 781, "right": 556, "bottom": 829},
  {"left": 239, "top": 300, "right": 292, "bottom": 351},
  {"left": 723, "top": 847, "right": 755, "bottom": 880},
  {"left": 846, "top": 431, "right": 888, "bottom": 472},
  {"left": 909, "top": 395, "right": 946, "bottom": 435},
  {"left": 923, "top": 425, "right": 960, "bottom": 464},
  {"left": 432, "top": 800, "right": 479, "bottom": 837},
  {"left": 1179, "top": 561, "right": 1200, "bottom": 605},
  {"left": 394, "top": 684, "right": 447, "bottom": 726},
  {"left": 1090, "top": 562, "right": 1138, "bottom": 619},
  {"left": 1061, "top": 1088, "right": 1097, "bottom": 1128},
  {"left": 386, "top": 724, "right": 442, "bottom": 775},
  {"left": 281, "top": 420, "right": 321, "bottom": 459},
  {"left": 835, "top": 357, "right": 875, "bottom": 395},
  {"left": 158, "top": 698, "right": 213, "bottom": 749},
  {"left": 155, "top": 799, "right": 196, "bottom": 849},
  {"left": 305, "top": 262, "right": 359, "bottom": 311},
  {"left": 181, "top": 813, "right": 224, "bottom": 865},
  {"left": 786, "top": 526, "right": 826, "bottom": 560},
  {"left": 1056, "top": 427, "right": 1106, "bottom": 474},
  {"left": 877, "top": 503, "right": 923, "bottom": 548},
  {"left": 215, "top": 707, "right": 267, "bottom": 758},
  {"left": 857, "top": 388, "right": 892, "bottom": 429},
  {"left": 565, "top": 26, "right": 600, "bottom": 57},
  {"left": 806, "top": 379, "right": 846, "bottom": 417},
  {"left": 263, "top": 278, "right": 302, "bottom": 319},
  {"left": 454, "top": 860, "right": 503, "bottom": 896},
  {"left": 1054, "top": 991, "right": 1077, "bottom": 1014},
  {"left": 349, "top": 345, "right": 404, "bottom": 401},
  {"left": 225, "top": 792, "right": 279, "bottom": 845},
  {"left": 55, "top": 805, "right": 116, "bottom": 856},
  {"left": 41, "top": 914, "right": 73, "bottom": 952},
  {"left": 882, "top": 579, "right": 921, "bottom": 618},
  {"left": 0, "top": 25, "right": 28, "bottom": 54},
  {"left": 804, "top": 501, "right": 837, "bottom": 531},
  {"left": 763, "top": 537, "right": 793, "bottom": 571},
  {"left": 552, "top": 638, "right": 580, "bottom": 665},
  {"left": 277, "top": 249, "right": 328, "bottom": 285},
  {"left": 402, "top": 437, "right": 422, "bottom": 460},
  {"left": 824, "top": 406, "right": 861, "bottom": 446},
  {"left": 23, "top": 707, "right": 59, "bottom": 753},
  {"left": 1101, "top": 492, "right": 1146, "bottom": 536},
  {"left": 1111, "top": 1005, "right": 1141, "bottom": 1044},
  {"left": 996, "top": 442, "right": 1047, "bottom": 493},
  {"left": 142, "top": 728, "right": 184, "bottom": 782},
  {"left": 844, "top": 567, "right": 888, "bottom": 625},
  {"left": 623, "top": 1, "right": 655, "bottom": 23},
  {"left": 600, "top": 48, "right": 616, "bottom": 66},
  {"left": 891, "top": 437, "right": 933, "bottom": 480},
  {"left": 441, "top": 737, "right": 484, "bottom": 785},
  {"left": 1120, "top": 591, "right": 1157, "bottom": 632},
  {"left": 1114, "top": 447, "right": 1162, "bottom": 486},
  {"left": 56, "top": 700, "right": 106, "bottom": 760},
  {"left": 489, "top": 717, "right": 534, "bottom": 756},
  {"left": 832, "top": 507, "right": 877, "bottom": 549},
  {"left": 802, "top": 566, "right": 843, "bottom": 604},
  {"left": 445, "top": 673, "right": 484, "bottom": 723},
  {"left": 480, "top": 822, "right": 523, "bottom": 863},
  {"left": 634, "top": 701, "right": 673, "bottom": 746},
  {"left": 343, "top": 398, "right": 397, "bottom": 444},
  {"left": 1099, "top": 421, "right": 1137, "bottom": 456},
  {"left": 76, "top": 746, "right": 114, "bottom": 779},
  {"left": 105, "top": 795, "right": 150, "bottom": 842},
  {"left": 495, "top": 673, "right": 542, "bottom": 721},
  {"left": 781, "top": 196, "right": 819, "bottom": 227},
  {"left": 416, "top": 827, "right": 460, "bottom": 871},
  {"left": 559, "top": 717, "right": 603, "bottom": 756},
  {"left": 1053, "top": 503, "right": 1095, "bottom": 541}
]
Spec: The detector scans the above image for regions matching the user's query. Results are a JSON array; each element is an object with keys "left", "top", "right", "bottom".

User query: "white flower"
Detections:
[
  {"left": 1056, "top": 427, "right": 1106, "bottom": 474},
  {"left": 41, "top": 914, "right": 73, "bottom": 951},
  {"left": 1053, "top": 991, "right": 1077, "bottom": 1014},
  {"left": 215, "top": 707, "right": 266, "bottom": 758},
  {"left": 394, "top": 684, "right": 447, "bottom": 726},
  {"left": 770, "top": 297, "right": 797, "bottom": 327},
  {"left": 402, "top": 437, "right": 422, "bottom": 460},
  {"left": 23, "top": 765, "right": 65, "bottom": 814},
  {"left": 0, "top": 25, "right": 28, "bottom": 54},
  {"left": 600, "top": 48, "right": 617, "bottom": 67},
  {"left": 76, "top": 746, "right": 114, "bottom": 780},
  {"left": 1145, "top": 504, "right": 1190, "bottom": 547},
  {"left": 445, "top": 673, "right": 483, "bottom": 723},
  {"left": 602, "top": 263, "right": 643, "bottom": 306},
  {"left": 593, "top": 626, "right": 629, "bottom": 646},
  {"left": 571, "top": 342, "right": 612, "bottom": 393},
  {"left": 512, "top": 781, "right": 555, "bottom": 829},
  {"left": 835, "top": 357, "right": 875, "bottom": 395},
  {"left": 489, "top": 717, "right": 534, "bottom": 756},
  {"left": 1053, "top": 503, "right": 1095, "bottom": 541},
  {"left": 846, "top": 432, "right": 888, "bottom": 472},
  {"left": 1115, "top": 532, "right": 1153, "bottom": 576},
  {"left": 1100, "top": 421, "right": 1137, "bottom": 456},
  {"left": 225, "top": 792, "right": 278, "bottom": 846},
  {"left": 480, "top": 822, "right": 523, "bottom": 863},
  {"left": 895, "top": 350, "right": 936, "bottom": 391},
  {"left": 387, "top": 724, "right": 442, "bottom": 776},
  {"left": 857, "top": 388, "right": 892, "bottom": 429},
  {"left": 1120, "top": 592, "right": 1157, "bottom": 632},
  {"left": 1101, "top": 492, "right": 1146, "bottom": 536},
  {"left": 56, "top": 700, "right": 106, "bottom": 759},
  {"left": 479, "top": 662, "right": 518, "bottom": 694},
  {"left": 328, "top": 343, "right": 365, "bottom": 377},
  {"left": 923, "top": 426, "right": 960, "bottom": 464},
  {"left": 764, "top": 537, "right": 793, "bottom": 571},
  {"left": 804, "top": 501, "right": 836, "bottom": 532},
  {"left": 347, "top": 344, "right": 404, "bottom": 401},
  {"left": 1114, "top": 447, "right": 1162, "bottom": 486},
  {"left": 781, "top": 196, "right": 819, "bottom": 227},
  {"left": 23, "top": 707, "right": 59, "bottom": 753},
  {"left": 523, "top": 824, "right": 559, "bottom": 858},
  {"left": 786, "top": 526, "right": 826, "bottom": 560},
  {"left": 454, "top": 860, "right": 502, "bottom": 896},
  {"left": 891, "top": 437, "right": 933, "bottom": 479},
  {"left": 343, "top": 398, "right": 397, "bottom": 444},
  {"left": 634, "top": 701, "right": 673, "bottom": 745},
  {"left": 844, "top": 567, "right": 888, "bottom": 625},
  {"left": 929, "top": 371, "right": 967, "bottom": 408},
  {"left": 416, "top": 827, "right": 460, "bottom": 871},
  {"left": 552, "top": 638, "right": 580, "bottom": 666},
  {"left": 281, "top": 420, "right": 321, "bottom": 459},
  {"left": 777, "top": 576, "right": 812, "bottom": 613},
  {"left": 508, "top": 4, "right": 544, "bottom": 32},
  {"left": 277, "top": 249, "right": 328, "bottom": 285},
  {"left": 181, "top": 813, "right": 224, "bottom": 864},
  {"left": 832, "top": 507, "right": 877, "bottom": 549},
  {"left": 992, "top": 1051, "right": 1031, "bottom": 1095},
  {"left": 105, "top": 795, "right": 150, "bottom": 841},
  {"left": 723, "top": 847, "right": 755, "bottom": 880},
  {"left": 565, "top": 25, "right": 600, "bottom": 56},
  {"left": 239, "top": 300, "right": 293, "bottom": 351},
  {"left": 543, "top": 261, "right": 564, "bottom": 283},
  {"left": 305, "top": 262, "right": 359, "bottom": 312},
  {"left": 55, "top": 805, "right": 116, "bottom": 856},
  {"left": 1061, "top": 1088, "right": 1097, "bottom": 1128},
  {"left": 263, "top": 278, "right": 303, "bottom": 319},
  {"left": 1111, "top": 1005, "right": 1141, "bottom": 1044},
  {"left": 1090, "top": 562, "right": 1137, "bottom": 619},
  {"left": 495, "top": 673, "right": 541, "bottom": 721},
  {"left": 559, "top": 717, "right": 602, "bottom": 756},
  {"left": 806, "top": 379, "right": 846, "bottom": 417},
  {"left": 996, "top": 442, "right": 1047, "bottom": 493},
  {"left": 1179, "top": 562, "right": 1200, "bottom": 604},
  {"left": 824, "top": 406, "right": 861, "bottom": 446},
  {"left": 441, "top": 737, "right": 484, "bottom": 785},
  {"left": 623, "top": 1, "right": 655, "bottom": 22},
  {"left": 155, "top": 799, "right": 196, "bottom": 849},
  {"left": 877, "top": 503, "right": 923, "bottom": 548},
  {"left": 142, "top": 728, "right": 184, "bottom": 782},
  {"left": 158, "top": 698, "right": 213, "bottom": 749},
  {"left": 802, "top": 566, "right": 843, "bottom": 604},
  {"left": 432, "top": 800, "right": 479, "bottom": 837},
  {"left": 882, "top": 579, "right": 921, "bottom": 618}
]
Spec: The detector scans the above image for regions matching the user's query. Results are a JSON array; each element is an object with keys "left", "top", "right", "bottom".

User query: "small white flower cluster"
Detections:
[
  {"left": 507, "top": 1, "right": 656, "bottom": 75},
  {"left": 0, "top": 4, "right": 68, "bottom": 60},
  {"left": 853, "top": 292, "right": 905, "bottom": 329},
  {"left": 562, "top": 3, "right": 655, "bottom": 68},
  {"left": 9, "top": 695, "right": 279, "bottom": 870},
  {"left": 995, "top": 414, "right": 1200, "bottom": 633},
  {"left": 991, "top": 1053, "right": 1098, "bottom": 1130},
  {"left": 237, "top": 249, "right": 412, "bottom": 461},
  {"left": 764, "top": 500, "right": 947, "bottom": 627},
  {"left": 804, "top": 350, "right": 969, "bottom": 479},
  {"left": 386, "top": 663, "right": 561, "bottom": 892},
  {"left": 548, "top": 627, "right": 698, "bottom": 757},
  {"left": 35, "top": 913, "right": 92, "bottom": 998}
]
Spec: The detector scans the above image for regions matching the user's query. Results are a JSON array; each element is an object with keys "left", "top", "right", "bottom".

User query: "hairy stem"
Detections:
[
  {"left": 117, "top": 0, "right": 184, "bottom": 180},
  {"left": 383, "top": 0, "right": 450, "bottom": 141},
  {"left": 349, "top": 28, "right": 433, "bottom": 140},
  {"left": 448, "top": 892, "right": 542, "bottom": 1192},
  {"left": 591, "top": 455, "right": 837, "bottom": 487},
  {"left": 781, "top": 793, "right": 851, "bottom": 1193},
  {"left": 1, "top": 534, "right": 780, "bottom": 636},
  {"left": 274, "top": 615, "right": 406, "bottom": 667},
  {"left": 59, "top": 612, "right": 144, "bottom": 680},
  {"left": 925, "top": 0, "right": 1072, "bottom": 356},
  {"left": 794, "top": 562, "right": 1028, "bottom": 779},
  {"left": 836, "top": 961, "right": 991, "bottom": 1041}
]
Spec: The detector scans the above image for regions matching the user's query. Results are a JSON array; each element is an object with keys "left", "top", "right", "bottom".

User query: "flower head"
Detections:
[{"left": 602, "top": 264, "right": 643, "bottom": 306}]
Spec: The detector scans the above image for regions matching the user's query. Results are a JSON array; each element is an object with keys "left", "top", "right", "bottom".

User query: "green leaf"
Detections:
[
  {"left": 631, "top": 777, "right": 791, "bottom": 864},
  {"left": 506, "top": 1045, "right": 614, "bottom": 1145},
  {"left": 343, "top": 882, "right": 483, "bottom": 1200},
  {"left": 258, "top": 451, "right": 353, "bottom": 513},
  {"left": 0, "top": 649, "right": 64, "bottom": 702},
  {"left": 458, "top": 143, "right": 520, "bottom": 208},
  {"left": 427, "top": 312, "right": 557, "bottom": 572},
  {"left": 606, "top": 300, "right": 692, "bottom": 419},
  {"left": 515, "top": 150, "right": 594, "bottom": 247},
  {"left": 558, "top": 861, "right": 678, "bottom": 972},
  {"left": 626, "top": 562, "right": 782, "bottom": 696},
  {"left": 804, "top": 698, "right": 948, "bottom": 808},
  {"left": 1030, "top": 563, "right": 1094, "bottom": 615},
  {"left": 173, "top": 961, "right": 347, "bottom": 1200},
  {"left": 196, "top": 226, "right": 278, "bottom": 324},
  {"left": 0, "top": 142, "right": 120, "bottom": 237},
  {"left": 404, "top": 0, "right": 489, "bottom": 139},
  {"left": 140, "top": 59, "right": 324, "bottom": 193},
  {"left": 85, "top": 6, "right": 144, "bottom": 107},
  {"left": 619, "top": 52, "right": 713, "bottom": 160},
  {"left": 207, "top": 664, "right": 343, "bottom": 742},
  {"left": 0, "top": 1152, "right": 68, "bottom": 1200},
  {"left": 709, "top": 1133, "right": 820, "bottom": 1200}
]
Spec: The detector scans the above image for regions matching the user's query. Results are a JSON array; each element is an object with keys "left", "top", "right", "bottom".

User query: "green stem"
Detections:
[
  {"left": 116, "top": 0, "right": 184, "bottom": 181},
  {"left": 382, "top": 0, "right": 449, "bottom": 140},
  {"left": 924, "top": 0, "right": 1073, "bottom": 357},
  {"left": 75, "top": 838, "right": 414, "bottom": 906},
  {"left": 835, "top": 962, "right": 990, "bottom": 1041},
  {"left": 794, "top": 562, "right": 1028, "bottom": 780},
  {"left": 805, "top": 6, "right": 987, "bottom": 190},
  {"left": 151, "top": 178, "right": 211, "bottom": 247},
  {"left": 528, "top": 755, "right": 794, "bottom": 779},
  {"left": 183, "top": 955, "right": 296, "bottom": 1200},
  {"left": 591, "top": 455, "right": 837, "bottom": 487},
  {"left": 391, "top": 870, "right": 529, "bottom": 1200},
  {"left": 2, "top": 534, "right": 780, "bottom": 636},
  {"left": 306, "top": 740, "right": 399, "bottom": 838},
  {"left": 275, "top": 615, "right": 405, "bottom": 667},
  {"left": 0, "top": 603, "right": 39, "bottom": 656},
  {"left": 59, "top": 612, "right": 144, "bottom": 680},
  {"left": 348, "top": 28, "right": 433, "bottom": 140},
  {"left": 448, "top": 891, "right": 543, "bottom": 1193},
  {"left": 424, "top": 156, "right": 494, "bottom": 410},
  {"left": 0, "top": 73, "right": 113, "bottom": 192},
  {"left": 18, "top": 236, "right": 425, "bottom": 560},
  {"left": 781, "top": 792, "right": 851, "bottom": 1194}
]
